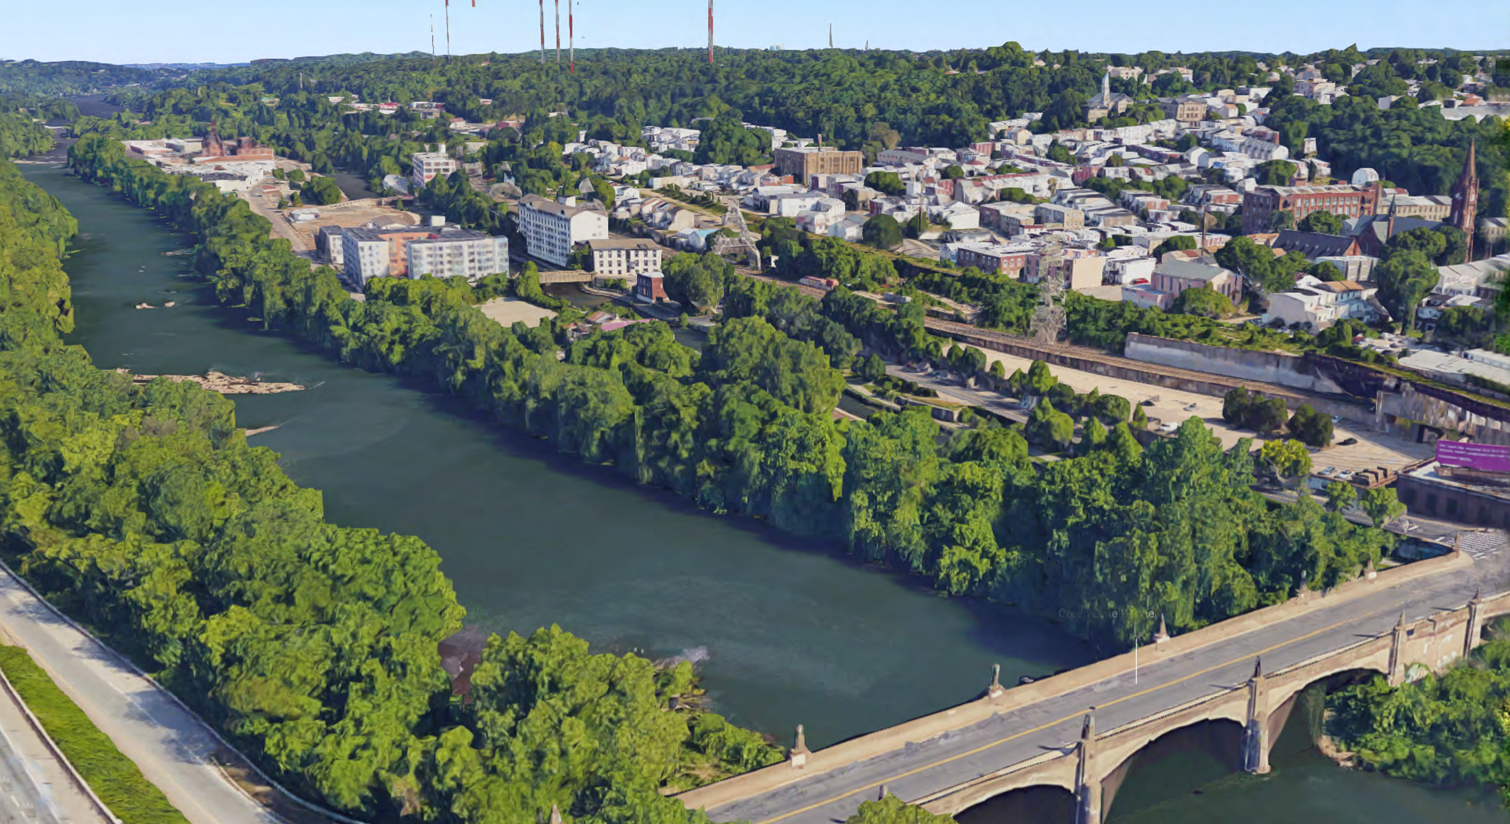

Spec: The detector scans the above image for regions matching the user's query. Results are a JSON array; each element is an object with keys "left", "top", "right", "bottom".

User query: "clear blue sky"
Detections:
[{"left": 4, "top": 0, "right": 1505, "bottom": 65}]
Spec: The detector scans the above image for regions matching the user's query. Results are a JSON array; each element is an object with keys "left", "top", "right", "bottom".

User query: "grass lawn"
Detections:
[{"left": 0, "top": 645, "right": 189, "bottom": 824}]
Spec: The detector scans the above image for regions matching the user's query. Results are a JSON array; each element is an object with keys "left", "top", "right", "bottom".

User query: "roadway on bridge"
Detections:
[{"left": 702, "top": 549, "right": 1510, "bottom": 824}]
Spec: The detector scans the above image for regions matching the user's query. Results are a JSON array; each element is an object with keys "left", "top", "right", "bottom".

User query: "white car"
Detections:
[{"left": 1158, "top": 422, "right": 1179, "bottom": 433}]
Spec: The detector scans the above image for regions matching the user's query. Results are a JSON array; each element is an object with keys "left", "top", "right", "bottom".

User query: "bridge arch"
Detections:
[
  {"left": 1097, "top": 718, "right": 1246, "bottom": 820},
  {"left": 955, "top": 785, "right": 1075, "bottom": 824}
]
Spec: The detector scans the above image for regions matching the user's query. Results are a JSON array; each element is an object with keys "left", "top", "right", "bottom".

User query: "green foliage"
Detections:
[
  {"left": 1254, "top": 159, "right": 1299, "bottom": 186},
  {"left": 864, "top": 171, "right": 906, "bottom": 196},
  {"left": 1360, "top": 486, "right": 1406, "bottom": 527},
  {"left": 701, "top": 316, "right": 845, "bottom": 414},
  {"left": 1026, "top": 399, "right": 1074, "bottom": 451},
  {"left": 856, "top": 353, "right": 889, "bottom": 384},
  {"left": 663, "top": 252, "right": 735, "bottom": 312},
  {"left": 1260, "top": 438, "right": 1312, "bottom": 480},
  {"left": 863, "top": 214, "right": 904, "bottom": 250},
  {"left": 1151, "top": 234, "right": 1196, "bottom": 260},
  {"left": 1329, "top": 639, "right": 1510, "bottom": 800},
  {"left": 694, "top": 117, "right": 772, "bottom": 166},
  {"left": 1296, "top": 210, "right": 1344, "bottom": 235},
  {"left": 0, "top": 646, "right": 189, "bottom": 824},
  {"left": 846, "top": 795, "right": 957, "bottom": 824},
  {"left": 302, "top": 175, "right": 342, "bottom": 206},
  {"left": 1287, "top": 403, "right": 1334, "bottom": 448},
  {"left": 1170, "top": 286, "right": 1236, "bottom": 319},
  {"left": 1376, "top": 250, "right": 1440, "bottom": 333}
]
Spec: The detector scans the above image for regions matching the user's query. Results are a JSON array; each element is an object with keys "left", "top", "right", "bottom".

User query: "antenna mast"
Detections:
[
  {"left": 430, "top": 14, "right": 436, "bottom": 66},
  {"left": 708, "top": 0, "right": 714, "bottom": 64},
  {"left": 539, "top": 0, "right": 546, "bottom": 64},
  {"left": 555, "top": 0, "right": 561, "bottom": 64},
  {"left": 829, "top": 23, "right": 833, "bottom": 49},
  {"left": 569, "top": 0, "right": 575, "bottom": 73},
  {"left": 444, "top": 0, "right": 451, "bottom": 64}
]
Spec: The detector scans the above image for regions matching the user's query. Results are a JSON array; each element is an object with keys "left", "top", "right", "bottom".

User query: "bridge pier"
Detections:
[
  {"left": 1074, "top": 711, "right": 1101, "bottom": 824},
  {"left": 1465, "top": 591, "right": 1485, "bottom": 660},
  {"left": 1241, "top": 659, "right": 1270, "bottom": 775},
  {"left": 1388, "top": 612, "right": 1407, "bottom": 686}
]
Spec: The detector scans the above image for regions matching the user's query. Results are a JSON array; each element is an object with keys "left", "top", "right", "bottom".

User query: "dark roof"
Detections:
[
  {"left": 1347, "top": 214, "right": 1442, "bottom": 243},
  {"left": 1273, "top": 230, "right": 1358, "bottom": 259}
]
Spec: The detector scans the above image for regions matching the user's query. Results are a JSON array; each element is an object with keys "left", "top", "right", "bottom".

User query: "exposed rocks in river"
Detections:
[{"left": 114, "top": 369, "right": 304, "bottom": 395}]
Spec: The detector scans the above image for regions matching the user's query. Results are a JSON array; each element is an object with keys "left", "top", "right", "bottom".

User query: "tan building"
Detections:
[
  {"left": 1034, "top": 203, "right": 1085, "bottom": 229},
  {"left": 1388, "top": 194, "right": 1453, "bottom": 222},
  {"left": 1160, "top": 98, "right": 1207, "bottom": 123},
  {"left": 590, "top": 238, "right": 662, "bottom": 277},
  {"left": 773, "top": 147, "right": 864, "bottom": 183}
]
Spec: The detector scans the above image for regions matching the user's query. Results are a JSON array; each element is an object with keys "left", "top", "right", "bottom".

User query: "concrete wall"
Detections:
[{"left": 1124, "top": 334, "right": 1349, "bottom": 396}]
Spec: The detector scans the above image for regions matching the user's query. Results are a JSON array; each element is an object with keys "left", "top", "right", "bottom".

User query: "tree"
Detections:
[
  {"left": 1170, "top": 286, "right": 1236, "bottom": 318},
  {"left": 1249, "top": 397, "right": 1289, "bottom": 434},
  {"left": 1254, "top": 160, "right": 1298, "bottom": 186},
  {"left": 1026, "top": 399, "right": 1074, "bottom": 451},
  {"left": 1151, "top": 235, "right": 1197, "bottom": 260},
  {"left": 1375, "top": 250, "right": 1440, "bottom": 333},
  {"left": 1260, "top": 439, "right": 1312, "bottom": 481},
  {"left": 1360, "top": 487, "right": 1405, "bottom": 527},
  {"left": 862, "top": 215, "right": 904, "bottom": 250},
  {"left": 1046, "top": 140, "right": 1073, "bottom": 164},
  {"left": 663, "top": 252, "right": 734, "bottom": 312},
  {"left": 1287, "top": 404, "right": 1334, "bottom": 448},
  {"left": 904, "top": 211, "right": 928, "bottom": 239},
  {"left": 1325, "top": 480, "right": 1357, "bottom": 513},
  {"left": 942, "top": 165, "right": 965, "bottom": 180},
  {"left": 1297, "top": 210, "right": 1344, "bottom": 235},
  {"left": 1026, "top": 360, "right": 1057, "bottom": 396},
  {"left": 1266, "top": 209, "right": 1295, "bottom": 233},
  {"left": 846, "top": 795, "right": 956, "bottom": 824},
  {"left": 864, "top": 171, "right": 906, "bottom": 196},
  {"left": 1309, "top": 261, "right": 1345, "bottom": 282},
  {"left": 1131, "top": 404, "right": 1149, "bottom": 430},
  {"left": 857, "top": 353, "right": 889, "bottom": 383}
]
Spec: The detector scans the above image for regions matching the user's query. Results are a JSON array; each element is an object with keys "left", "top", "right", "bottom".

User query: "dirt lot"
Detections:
[
  {"left": 478, "top": 298, "right": 557, "bottom": 328},
  {"left": 283, "top": 201, "right": 422, "bottom": 249},
  {"left": 975, "top": 347, "right": 1434, "bottom": 475}
]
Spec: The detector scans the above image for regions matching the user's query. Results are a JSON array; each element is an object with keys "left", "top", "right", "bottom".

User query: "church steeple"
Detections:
[
  {"left": 1451, "top": 140, "right": 1479, "bottom": 261},
  {"left": 1102, "top": 70, "right": 1111, "bottom": 103}
]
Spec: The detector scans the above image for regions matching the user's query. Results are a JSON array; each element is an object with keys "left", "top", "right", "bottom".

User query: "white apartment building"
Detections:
[
  {"left": 589, "top": 238, "right": 662, "bottom": 277},
  {"left": 518, "top": 194, "right": 610, "bottom": 268},
  {"left": 1266, "top": 277, "right": 1385, "bottom": 332},
  {"left": 406, "top": 228, "right": 510, "bottom": 282},
  {"left": 412, "top": 147, "right": 460, "bottom": 189}
]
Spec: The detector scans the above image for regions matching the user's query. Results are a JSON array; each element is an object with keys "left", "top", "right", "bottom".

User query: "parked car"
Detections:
[
  {"left": 1336, "top": 470, "right": 1355, "bottom": 482},
  {"left": 1158, "top": 422, "right": 1179, "bottom": 433},
  {"left": 1317, "top": 467, "right": 1338, "bottom": 477}
]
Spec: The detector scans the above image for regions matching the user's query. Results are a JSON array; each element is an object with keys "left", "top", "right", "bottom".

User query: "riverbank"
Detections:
[{"left": 114, "top": 368, "right": 304, "bottom": 394}]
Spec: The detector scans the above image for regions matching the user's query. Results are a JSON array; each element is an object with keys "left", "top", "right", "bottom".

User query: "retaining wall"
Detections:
[{"left": 1124, "top": 334, "right": 1349, "bottom": 396}]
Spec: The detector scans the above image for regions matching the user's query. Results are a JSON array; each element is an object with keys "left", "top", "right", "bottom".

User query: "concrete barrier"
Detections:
[{"left": 0, "top": 662, "right": 120, "bottom": 823}]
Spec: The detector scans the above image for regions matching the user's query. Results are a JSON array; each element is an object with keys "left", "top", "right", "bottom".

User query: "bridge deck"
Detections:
[{"left": 691, "top": 550, "right": 1506, "bottom": 824}]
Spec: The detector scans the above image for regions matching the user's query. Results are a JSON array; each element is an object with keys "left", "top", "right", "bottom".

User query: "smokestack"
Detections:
[
  {"left": 569, "top": 0, "right": 574, "bottom": 73},
  {"left": 555, "top": 0, "right": 561, "bottom": 64},
  {"left": 708, "top": 0, "right": 714, "bottom": 64}
]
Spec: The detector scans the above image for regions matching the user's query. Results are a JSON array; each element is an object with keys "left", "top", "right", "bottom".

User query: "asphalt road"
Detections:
[
  {"left": 0, "top": 565, "right": 282, "bottom": 824},
  {"left": 0, "top": 657, "right": 110, "bottom": 824},
  {"left": 705, "top": 548, "right": 1510, "bottom": 824}
]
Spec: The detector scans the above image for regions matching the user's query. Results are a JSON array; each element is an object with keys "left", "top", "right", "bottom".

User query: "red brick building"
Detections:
[
  {"left": 954, "top": 243, "right": 1028, "bottom": 275},
  {"left": 1241, "top": 183, "right": 1386, "bottom": 235}
]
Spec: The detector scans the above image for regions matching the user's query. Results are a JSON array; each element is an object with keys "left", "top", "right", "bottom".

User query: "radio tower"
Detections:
[
  {"left": 444, "top": 0, "right": 451, "bottom": 64},
  {"left": 539, "top": 0, "right": 546, "bottom": 64},
  {"left": 430, "top": 14, "right": 436, "bottom": 66},
  {"left": 829, "top": 23, "right": 833, "bottom": 49},
  {"left": 555, "top": 0, "right": 561, "bottom": 64},
  {"left": 708, "top": 0, "right": 714, "bottom": 64},
  {"left": 569, "top": 0, "right": 575, "bottom": 73}
]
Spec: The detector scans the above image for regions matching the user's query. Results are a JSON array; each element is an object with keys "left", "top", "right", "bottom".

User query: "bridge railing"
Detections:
[{"left": 677, "top": 550, "right": 1473, "bottom": 813}]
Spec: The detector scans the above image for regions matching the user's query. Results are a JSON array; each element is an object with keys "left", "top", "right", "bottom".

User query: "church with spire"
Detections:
[
  {"left": 1085, "top": 71, "right": 1133, "bottom": 122},
  {"left": 1449, "top": 140, "right": 1479, "bottom": 261}
]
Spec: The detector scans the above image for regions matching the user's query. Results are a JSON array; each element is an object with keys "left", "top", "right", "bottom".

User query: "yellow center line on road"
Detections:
[{"left": 754, "top": 615, "right": 1360, "bottom": 824}]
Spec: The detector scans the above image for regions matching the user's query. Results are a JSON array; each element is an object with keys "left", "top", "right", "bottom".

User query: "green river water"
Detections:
[{"left": 23, "top": 162, "right": 1504, "bottom": 823}]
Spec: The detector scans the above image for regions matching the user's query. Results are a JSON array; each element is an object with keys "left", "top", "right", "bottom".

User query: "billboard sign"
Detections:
[{"left": 1436, "top": 440, "right": 1510, "bottom": 474}]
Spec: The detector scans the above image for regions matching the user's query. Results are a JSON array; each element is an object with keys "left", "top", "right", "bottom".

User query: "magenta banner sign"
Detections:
[{"left": 1436, "top": 440, "right": 1510, "bottom": 473}]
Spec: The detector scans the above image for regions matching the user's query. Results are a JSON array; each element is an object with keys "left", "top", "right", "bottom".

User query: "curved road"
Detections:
[
  {"left": 0, "top": 564, "right": 282, "bottom": 824},
  {"left": 699, "top": 544, "right": 1510, "bottom": 824}
]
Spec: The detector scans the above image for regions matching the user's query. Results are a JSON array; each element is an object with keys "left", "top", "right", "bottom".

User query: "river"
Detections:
[{"left": 24, "top": 161, "right": 1504, "bottom": 823}]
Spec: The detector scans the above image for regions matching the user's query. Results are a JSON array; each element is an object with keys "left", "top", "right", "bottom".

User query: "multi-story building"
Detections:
[
  {"left": 1150, "top": 259, "right": 1244, "bottom": 306},
  {"left": 1035, "top": 203, "right": 1085, "bottom": 229},
  {"left": 1025, "top": 246, "right": 1106, "bottom": 292},
  {"left": 1241, "top": 183, "right": 1385, "bottom": 234},
  {"left": 518, "top": 194, "right": 610, "bottom": 268},
  {"left": 1382, "top": 194, "right": 1452, "bottom": 222},
  {"left": 406, "top": 228, "right": 509, "bottom": 282},
  {"left": 953, "top": 243, "right": 1029, "bottom": 275},
  {"left": 1160, "top": 97, "right": 1208, "bottom": 123},
  {"left": 589, "top": 238, "right": 662, "bottom": 277},
  {"left": 773, "top": 147, "right": 864, "bottom": 183},
  {"left": 342, "top": 226, "right": 443, "bottom": 287},
  {"left": 412, "top": 149, "right": 460, "bottom": 189},
  {"left": 1266, "top": 278, "right": 1385, "bottom": 331},
  {"left": 317, "top": 225, "right": 345, "bottom": 268}
]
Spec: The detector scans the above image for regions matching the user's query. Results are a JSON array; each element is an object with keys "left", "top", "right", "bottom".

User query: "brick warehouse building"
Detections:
[
  {"left": 773, "top": 147, "right": 864, "bottom": 185},
  {"left": 1241, "top": 182, "right": 1386, "bottom": 235}
]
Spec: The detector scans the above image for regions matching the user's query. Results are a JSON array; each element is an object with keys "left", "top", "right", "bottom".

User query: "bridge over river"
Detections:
[{"left": 678, "top": 543, "right": 1510, "bottom": 824}]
